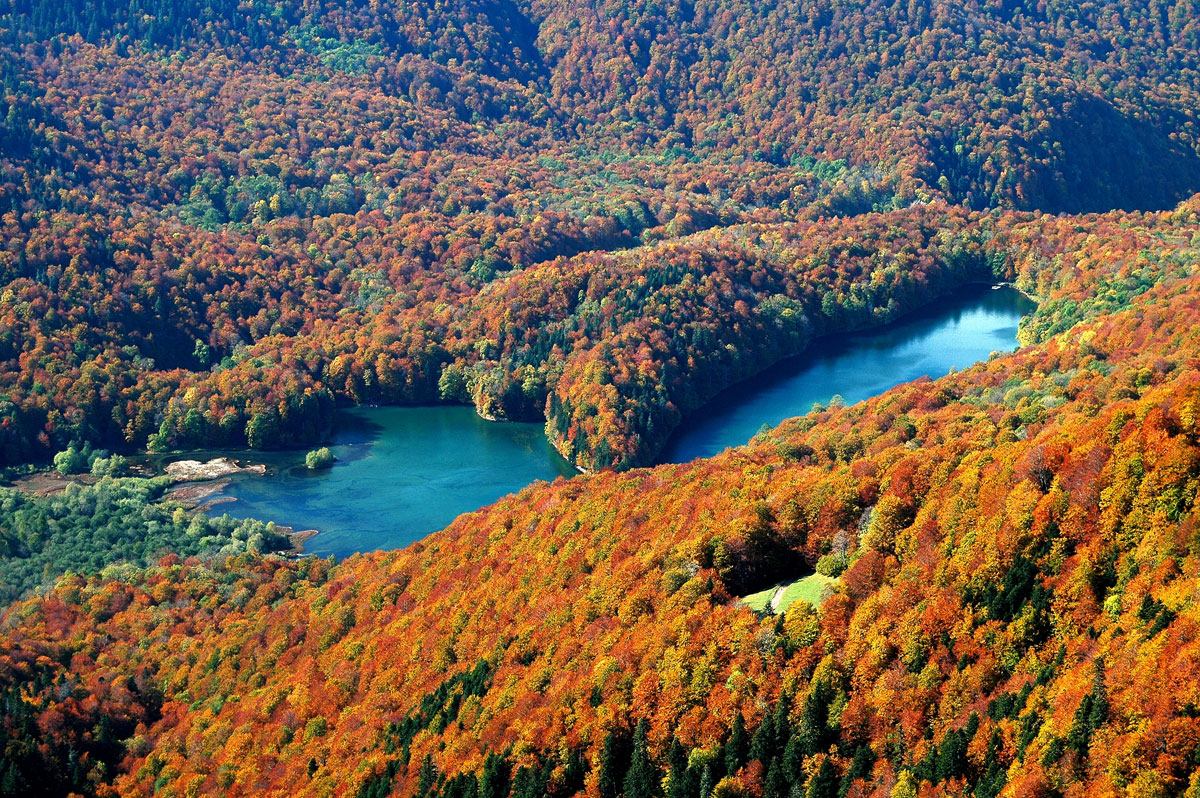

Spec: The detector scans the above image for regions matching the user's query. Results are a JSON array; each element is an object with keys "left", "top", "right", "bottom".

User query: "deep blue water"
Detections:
[{"left": 660, "top": 285, "right": 1033, "bottom": 462}]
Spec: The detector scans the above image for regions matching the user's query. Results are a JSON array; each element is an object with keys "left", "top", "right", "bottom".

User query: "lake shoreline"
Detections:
[
  {"left": 659, "top": 282, "right": 1035, "bottom": 464},
  {"left": 651, "top": 280, "right": 1031, "bottom": 466},
  {"left": 117, "top": 285, "right": 1033, "bottom": 558},
  {"left": 186, "top": 406, "right": 575, "bottom": 558}
]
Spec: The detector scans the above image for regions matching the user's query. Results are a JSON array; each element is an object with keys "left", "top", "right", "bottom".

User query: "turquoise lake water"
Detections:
[
  {"left": 206, "top": 285, "right": 1032, "bottom": 557},
  {"left": 206, "top": 406, "right": 574, "bottom": 557}
]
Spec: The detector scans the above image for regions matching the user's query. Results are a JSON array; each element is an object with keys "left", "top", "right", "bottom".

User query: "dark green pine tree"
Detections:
[
  {"left": 417, "top": 754, "right": 439, "bottom": 797},
  {"left": 798, "top": 681, "right": 835, "bottom": 756},
  {"left": 763, "top": 756, "right": 788, "bottom": 798},
  {"left": 624, "top": 718, "right": 659, "bottom": 798},
  {"left": 665, "top": 738, "right": 692, "bottom": 798},
  {"left": 838, "top": 744, "right": 875, "bottom": 797},
  {"left": 782, "top": 734, "right": 805, "bottom": 785},
  {"left": 698, "top": 762, "right": 715, "bottom": 798},
  {"left": 806, "top": 758, "right": 838, "bottom": 798},
  {"left": 1066, "top": 658, "right": 1109, "bottom": 765},
  {"left": 441, "top": 772, "right": 480, "bottom": 798},
  {"left": 0, "top": 759, "right": 27, "bottom": 797},
  {"left": 773, "top": 695, "right": 793, "bottom": 748},
  {"left": 510, "top": 761, "right": 549, "bottom": 798},
  {"left": 561, "top": 748, "right": 588, "bottom": 795},
  {"left": 599, "top": 728, "right": 632, "bottom": 798},
  {"left": 724, "top": 713, "right": 747, "bottom": 775},
  {"left": 934, "top": 713, "right": 978, "bottom": 782},
  {"left": 750, "top": 711, "right": 778, "bottom": 765},
  {"left": 974, "top": 731, "right": 1008, "bottom": 798},
  {"left": 479, "top": 752, "right": 510, "bottom": 798}
]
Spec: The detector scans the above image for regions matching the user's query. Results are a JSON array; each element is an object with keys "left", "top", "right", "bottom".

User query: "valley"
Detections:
[
  {"left": 3, "top": 1, "right": 1200, "bottom": 796},
  {"left": 201, "top": 284, "right": 1031, "bottom": 556}
]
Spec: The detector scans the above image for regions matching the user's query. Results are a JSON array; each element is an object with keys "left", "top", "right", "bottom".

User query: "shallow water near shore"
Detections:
[{"left": 205, "top": 406, "right": 575, "bottom": 557}]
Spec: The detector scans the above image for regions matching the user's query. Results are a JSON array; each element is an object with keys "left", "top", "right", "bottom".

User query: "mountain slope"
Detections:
[{"left": 3, "top": 201, "right": 1200, "bottom": 796}]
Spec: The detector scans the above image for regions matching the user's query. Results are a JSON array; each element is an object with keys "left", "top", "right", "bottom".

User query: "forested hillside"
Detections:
[
  {"left": 4, "top": 1, "right": 1200, "bottom": 796},
  {"left": 3, "top": 0, "right": 1200, "bottom": 469},
  {"left": 4, "top": 199, "right": 1200, "bottom": 796}
]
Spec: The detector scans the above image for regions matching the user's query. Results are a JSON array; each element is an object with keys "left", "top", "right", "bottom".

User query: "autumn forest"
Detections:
[{"left": 3, "top": 0, "right": 1200, "bottom": 796}]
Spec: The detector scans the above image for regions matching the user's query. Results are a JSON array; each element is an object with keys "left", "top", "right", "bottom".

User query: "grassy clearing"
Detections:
[
  {"left": 740, "top": 573, "right": 837, "bottom": 614},
  {"left": 777, "top": 573, "right": 836, "bottom": 610},
  {"left": 742, "top": 584, "right": 778, "bottom": 612}
]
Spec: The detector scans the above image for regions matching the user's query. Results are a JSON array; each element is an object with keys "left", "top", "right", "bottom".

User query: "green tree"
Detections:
[
  {"left": 665, "top": 738, "right": 691, "bottom": 798},
  {"left": 305, "top": 446, "right": 334, "bottom": 469},
  {"left": 806, "top": 759, "right": 838, "bottom": 798},
  {"left": 763, "top": 757, "right": 787, "bottom": 798},
  {"left": 839, "top": 745, "right": 875, "bottom": 797},
  {"left": 90, "top": 453, "right": 129, "bottom": 476},
  {"left": 52, "top": 444, "right": 86, "bottom": 475},
  {"left": 417, "top": 754, "right": 439, "bottom": 797},
  {"left": 1067, "top": 659, "right": 1109, "bottom": 764},
  {"left": 439, "top": 364, "right": 469, "bottom": 401},
  {"left": 624, "top": 719, "right": 659, "bottom": 798},
  {"left": 598, "top": 729, "right": 631, "bottom": 798},
  {"left": 798, "top": 679, "right": 836, "bottom": 755},
  {"left": 751, "top": 706, "right": 781, "bottom": 764},
  {"left": 479, "top": 752, "right": 509, "bottom": 798},
  {"left": 245, "top": 411, "right": 278, "bottom": 449},
  {"left": 193, "top": 338, "right": 212, "bottom": 366},
  {"left": 724, "top": 713, "right": 747, "bottom": 775}
]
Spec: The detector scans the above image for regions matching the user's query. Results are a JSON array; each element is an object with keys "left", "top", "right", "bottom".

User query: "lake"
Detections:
[
  {"left": 206, "top": 407, "right": 575, "bottom": 557},
  {"left": 206, "top": 284, "right": 1031, "bottom": 556},
  {"left": 660, "top": 285, "right": 1034, "bottom": 462}
]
